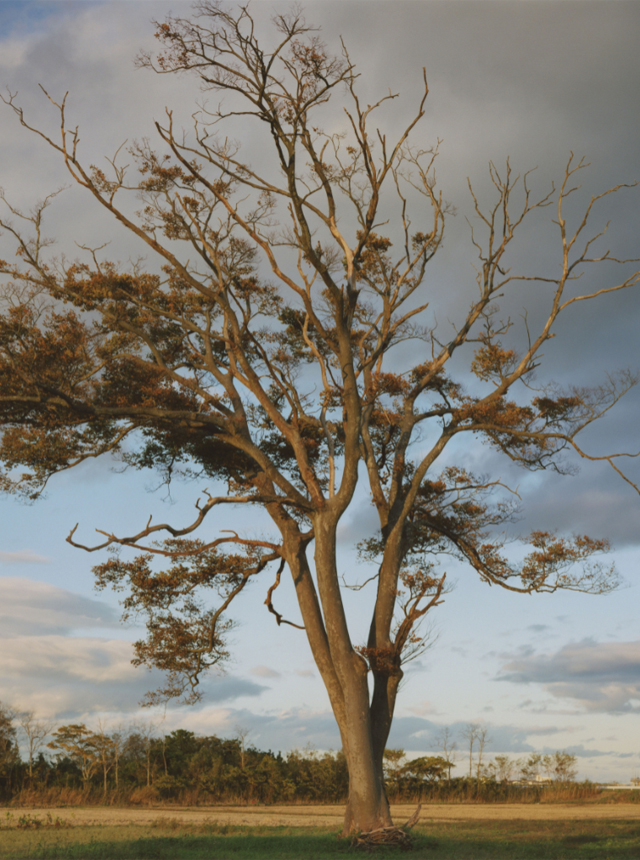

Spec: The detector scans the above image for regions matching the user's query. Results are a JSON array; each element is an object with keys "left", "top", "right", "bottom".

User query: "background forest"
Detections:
[{"left": 2, "top": 701, "right": 635, "bottom": 808}]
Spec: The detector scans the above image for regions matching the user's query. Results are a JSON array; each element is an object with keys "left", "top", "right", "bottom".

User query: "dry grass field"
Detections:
[
  {"left": 4, "top": 801, "right": 640, "bottom": 827},
  {"left": 1, "top": 803, "right": 639, "bottom": 859}
]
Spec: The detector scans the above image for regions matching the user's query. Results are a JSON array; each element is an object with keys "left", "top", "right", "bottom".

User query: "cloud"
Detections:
[
  {"left": 407, "top": 701, "right": 440, "bottom": 718},
  {"left": 512, "top": 467, "right": 640, "bottom": 549},
  {"left": 383, "top": 717, "right": 560, "bottom": 755},
  {"left": 435, "top": 442, "right": 640, "bottom": 550},
  {"left": 498, "top": 639, "right": 640, "bottom": 713},
  {"left": 0, "top": 634, "right": 267, "bottom": 718},
  {"left": 166, "top": 709, "right": 590, "bottom": 759},
  {"left": 136, "top": 707, "right": 627, "bottom": 769},
  {"left": 174, "top": 707, "right": 345, "bottom": 753},
  {"left": 550, "top": 745, "right": 616, "bottom": 760},
  {"left": 0, "top": 551, "right": 51, "bottom": 564},
  {"left": 250, "top": 665, "right": 281, "bottom": 679},
  {"left": 0, "top": 635, "right": 154, "bottom": 716},
  {"left": 0, "top": 577, "right": 118, "bottom": 636}
]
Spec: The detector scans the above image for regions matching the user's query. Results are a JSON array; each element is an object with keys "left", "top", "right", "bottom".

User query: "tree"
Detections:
[
  {"left": 491, "top": 754, "right": 515, "bottom": 783},
  {"left": 18, "top": 711, "right": 55, "bottom": 782},
  {"left": 0, "top": 2, "right": 638, "bottom": 836},
  {"left": 382, "top": 748, "right": 406, "bottom": 799},
  {"left": 475, "top": 726, "right": 490, "bottom": 783},
  {"left": 461, "top": 724, "right": 480, "bottom": 778},
  {"left": 92, "top": 722, "right": 116, "bottom": 796},
  {"left": 401, "top": 755, "right": 450, "bottom": 798},
  {"left": 47, "top": 724, "right": 100, "bottom": 788},
  {"left": 128, "top": 718, "right": 162, "bottom": 788},
  {"left": 435, "top": 727, "right": 458, "bottom": 781},
  {"left": 520, "top": 753, "right": 544, "bottom": 783},
  {"left": 234, "top": 725, "right": 251, "bottom": 773},
  {"left": 543, "top": 751, "right": 578, "bottom": 782},
  {"left": 109, "top": 726, "right": 128, "bottom": 790}
]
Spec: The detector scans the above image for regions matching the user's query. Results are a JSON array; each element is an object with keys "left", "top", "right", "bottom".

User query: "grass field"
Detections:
[{"left": 1, "top": 805, "right": 639, "bottom": 859}]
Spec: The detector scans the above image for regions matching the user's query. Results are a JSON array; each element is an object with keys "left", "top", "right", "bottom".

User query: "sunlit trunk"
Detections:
[
  {"left": 310, "top": 515, "right": 394, "bottom": 835},
  {"left": 338, "top": 671, "right": 393, "bottom": 835}
]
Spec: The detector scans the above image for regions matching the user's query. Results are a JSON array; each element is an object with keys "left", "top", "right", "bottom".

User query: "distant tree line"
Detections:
[{"left": 0, "top": 703, "right": 606, "bottom": 806}]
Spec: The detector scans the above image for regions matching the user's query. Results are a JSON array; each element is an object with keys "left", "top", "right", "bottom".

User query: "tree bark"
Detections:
[
  {"left": 309, "top": 515, "right": 395, "bottom": 835},
  {"left": 337, "top": 664, "right": 394, "bottom": 835}
]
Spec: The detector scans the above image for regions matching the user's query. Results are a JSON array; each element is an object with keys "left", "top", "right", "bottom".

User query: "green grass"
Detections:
[{"left": 1, "top": 818, "right": 639, "bottom": 859}]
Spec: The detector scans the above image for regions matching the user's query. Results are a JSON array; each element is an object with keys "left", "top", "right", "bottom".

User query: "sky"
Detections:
[{"left": 0, "top": 0, "right": 639, "bottom": 783}]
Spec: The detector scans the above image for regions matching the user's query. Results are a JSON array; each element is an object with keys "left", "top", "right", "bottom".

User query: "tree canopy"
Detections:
[{"left": 1, "top": 1, "right": 638, "bottom": 836}]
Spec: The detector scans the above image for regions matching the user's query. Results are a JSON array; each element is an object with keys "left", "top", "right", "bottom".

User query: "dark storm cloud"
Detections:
[
  {"left": 2, "top": 0, "right": 638, "bottom": 396},
  {"left": 498, "top": 639, "right": 640, "bottom": 713},
  {"left": 304, "top": 2, "right": 640, "bottom": 432}
]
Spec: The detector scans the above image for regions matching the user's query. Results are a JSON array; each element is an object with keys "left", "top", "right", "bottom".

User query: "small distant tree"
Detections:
[
  {"left": 461, "top": 724, "right": 480, "bottom": 778},
  {"left": 47, "top": 724, "right": 99, "bottom": 788},
  {"left": 91, "top": 722, "right": 116, "bottom": 796},
  {"left": 1, "top": 2, "right": 638, "bottom": 835},
  {"left": 544, "top": 751, "right": 578, "bottom": 782},
  {"left": 110, "top": 726, "right": 128, "bottom": 790},
  {"left": 128, "top": 720, "right": 160, "bottom": 788},
  {"left": 402, "top": 755, "right": 450, "bottom": 797},
  {"left": 492, "top": 754, "right": 515, "bottom": 783},
  {"left": 520, "top": 753, "right": 543, "bottom": 783},
  {"left": 18, "top": 711, "right": 55, "bottom": 781},
  {"left": 234, "top": 726, "right": 251, "bottom": 773},
  {"left": 382, "top": 748, "right": 406, "bottom": 798},
  {"left": 475, "top": 727, "right": 491, "bottom": 782},
  {"left": 436, "top": 727, "right": 458, "bottom": 781}
]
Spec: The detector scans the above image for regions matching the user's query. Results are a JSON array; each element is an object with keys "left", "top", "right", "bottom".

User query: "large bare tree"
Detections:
[{"left": 0, "top": 3, "right": 638, "bottom": 836}]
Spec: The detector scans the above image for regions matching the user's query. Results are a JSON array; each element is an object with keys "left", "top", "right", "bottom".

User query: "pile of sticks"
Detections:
[{"left": 351, "top": 805, "right": 421, "bottom": 852}]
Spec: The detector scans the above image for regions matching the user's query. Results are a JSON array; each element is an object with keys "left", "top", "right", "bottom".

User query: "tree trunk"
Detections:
[
  {"left": 309, "top": 516, "right": 394, "bottom": 835},
  {"left": 342, "top": 787, "right": 391, "bottom": 836},
  {"left": 277, "top": 514, "right": 399, "bottom": 835},
  {"left": 339, "top": 685, "right": 393, "bottom": 836}
]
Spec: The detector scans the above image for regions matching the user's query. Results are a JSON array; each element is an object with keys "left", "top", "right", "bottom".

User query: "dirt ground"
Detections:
[{"left": 7, "top": 802, "right": 640, "bottom": 828}]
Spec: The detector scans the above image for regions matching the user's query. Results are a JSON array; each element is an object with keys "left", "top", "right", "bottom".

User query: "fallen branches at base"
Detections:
[
  {"left": 351, "top": 805, "right": 422, "bottom": 851},
  {"left": 351, "top": 826, "right": 414, "bottom": 851}
]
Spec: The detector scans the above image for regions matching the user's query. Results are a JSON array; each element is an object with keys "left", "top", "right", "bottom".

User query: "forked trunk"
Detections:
[{"left": 300, "top": 516, "right": 402, "bottom": 836}]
